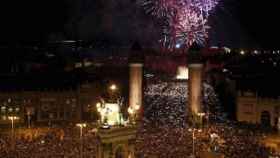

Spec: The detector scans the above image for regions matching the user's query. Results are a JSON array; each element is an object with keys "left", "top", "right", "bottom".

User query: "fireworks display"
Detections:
[{"left": 139, "top": 0, "right": 221, "bottom": 48}]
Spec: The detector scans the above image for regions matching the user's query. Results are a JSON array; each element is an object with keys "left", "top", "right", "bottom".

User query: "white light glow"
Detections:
[
  {"left": 135, "top": 104, "right": 140, "bottom": 110},
  {"left": 223, "top": 47, "right": 231, "bottom": 53},
  {"left": 128, "top": 107, "right": 134, "bottom": 114},
  {"left": 97, "top": 103, "right": 121, "bottom": 126},
  {"left": 176, "top": 66, "right": 189, "bottom": 80},
  {"left": 110, "top": 84, "right": 117, "bottom": 91}
]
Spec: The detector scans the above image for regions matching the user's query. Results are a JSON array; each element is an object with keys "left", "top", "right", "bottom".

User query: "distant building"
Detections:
[
  {"left": 0, "top": 82, "right": 103, "bottom": 125},
  {"left": 237, "top": 91, "right": 280, "bottom": 127}
]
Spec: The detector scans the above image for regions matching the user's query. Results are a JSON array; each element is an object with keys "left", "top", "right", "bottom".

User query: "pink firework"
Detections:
[
  {"left": 186, "top": 0, "right": 220, "bottom": 16},
  {"left": 176, "top": 9, "right": 209, "bottom": 46},
  {"left": 139, "top": 0, "right": 221, "bottom": 49},
  {"left": 163, "top": 8, "right": 209, "bottom": 48},
  {"left": 139, "top": 0, "right": 180, "bottom": 18}
]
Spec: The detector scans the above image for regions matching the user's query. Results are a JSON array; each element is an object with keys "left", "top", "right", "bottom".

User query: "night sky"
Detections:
[{"left": 0, "top": 0, "right": 279, "bottom": 49}]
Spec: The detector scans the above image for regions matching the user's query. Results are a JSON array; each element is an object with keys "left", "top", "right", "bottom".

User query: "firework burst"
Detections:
[
  {"left": 139, "top": 0, "right": 221, "bottom": 49},
  {"left": 175, "top": 9, "right": 210, "bottom": 46},
  {"left": 139, "top": 0, "right": 180, "bottom": 18}
]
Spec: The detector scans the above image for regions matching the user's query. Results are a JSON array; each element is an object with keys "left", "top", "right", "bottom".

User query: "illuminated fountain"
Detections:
[{"left": 96, "top": 102, "right": 124, "bottom": 126}]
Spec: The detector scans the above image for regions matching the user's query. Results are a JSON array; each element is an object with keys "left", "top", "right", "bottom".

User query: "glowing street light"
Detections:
[
  {"left": 188, "top": 128, "right": 202, "bottom": 158},
  {"left": 8, "top": 116, "right": 19, "bottom": 130},
  {"left": 109, "top": 84, "right": 117, "bottom": 91},
  {"left": 8, "top": 116, "right": 19, "bottom": 150},
  {"left": 76, "top": 123, "right": 86, "bottom": 158},
  {"left": 76, "top": 123, "right": 87, "bottom": 138}
]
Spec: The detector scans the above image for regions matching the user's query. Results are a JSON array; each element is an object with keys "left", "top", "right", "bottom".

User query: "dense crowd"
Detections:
[
  {"left": 144, "top": 81, "right": 221, "bottom": 128},
  {"left": 135, "top": 80, "right": 279, "bottom": 158},
  {"left": 135, "top": 122, "right": 279, "bottom": 158},
  {"left": 0, "top": 80, "right": 279, "bottom": 158},
  {"left": 0, "top": 127, "right": 98, "bottom": 158},
  {"left": 1, "top": 123, "right": 277, "bottom": 158}
]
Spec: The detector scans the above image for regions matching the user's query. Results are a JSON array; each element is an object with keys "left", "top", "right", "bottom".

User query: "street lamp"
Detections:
[
  {"left": 76, "top": 123, "right": 86, "bottom": 158},
  {"left": 8, "top": 116, "right": 19, "bottom": 150},
  {"left": 26, "top": 108, "right": 34, "bottom": 129},
  {"left": 76, "top": 123, "right": 86, "bottom": 137},
  {"left": 8, "top": 116, "right": 19, "bottom": 132},
  {"left": 188, "top": 128, "right": 202, "bottom": 158},
  {"left": 109, "top": 84, "right": 117, "bottom": 91}
]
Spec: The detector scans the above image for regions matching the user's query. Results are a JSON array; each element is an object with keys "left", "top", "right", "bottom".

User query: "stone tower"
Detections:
[
  {"left": 128, "top": 42, "right": 144, "bottom": 121},
  {"left": 187, "top": 43, "right": 204, "bottom": 120}
]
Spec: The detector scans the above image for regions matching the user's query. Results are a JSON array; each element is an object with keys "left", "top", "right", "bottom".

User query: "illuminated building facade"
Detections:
[
  {"left": 0, "top": 91, "right": 78, "bottom": 124},
  {"left": 0, "top": 82, "right": 103, "bottom": 125},
  {"left": 237, "top": 91, "right": 280, "bottom": 127}
]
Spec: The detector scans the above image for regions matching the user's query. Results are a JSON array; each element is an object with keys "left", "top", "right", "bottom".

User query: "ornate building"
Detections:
[{"left": 237, "top": 91, "right": 280, "bottom": 127}]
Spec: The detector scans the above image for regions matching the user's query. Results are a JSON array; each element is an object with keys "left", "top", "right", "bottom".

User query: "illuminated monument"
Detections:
[
  {"left": 95, "top": 45, "right": 143, "bottom": 158},
  {"left": 188, "top": 44, "right": 204, "bottom": 123},
  {"left": 128, "top": 62, "right": 143, "bottom": 121},
  {"left": 96, "top": 103, "right": 123, "bottom": 126},
  {"left": 96, "top": 98, "right": 137, "bottom": 158},
  {"left": 128, "top": 43, "right": 143, "bottom": 121}
]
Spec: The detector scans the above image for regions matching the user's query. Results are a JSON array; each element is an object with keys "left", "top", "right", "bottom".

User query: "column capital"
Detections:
[
  {"left": 129, "top": 63, "right": 143, "bottom": 67},
  {"left": 188, "top": 63, "right": 203, "bottom": 68}
]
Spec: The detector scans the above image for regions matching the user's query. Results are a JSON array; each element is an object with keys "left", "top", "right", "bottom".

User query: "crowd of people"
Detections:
[
  {"left": 0, "top": 126, "right": 98, "bottom": 158},
  {"left": 1, "top": 123, "right": 278, "bottom": 158},
  {"left": 144, "top": 81, "right": 220, "bottom": 128},
  {"left": 135, "top": 122, "right": 279, "bottom": 158},
  {"left": 0, "top": 80, "right": 279, "bottom": 157},
  {"left": 135, "top": 80, "right": 280, "bottom": 158}
]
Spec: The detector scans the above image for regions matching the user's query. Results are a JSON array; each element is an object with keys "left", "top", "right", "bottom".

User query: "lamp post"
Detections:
[
  {"left": 188, "top": 128, "right": 202, "bottom": 158},
  {"left": 76, "top": 123, "right": 86, "bottom": 158},
  {"left": 26, "top": 106, "right": 34, "bottom": 129},
  {"left": 27, "top": 113, "right": 31, "bottom": 128},
  {"left": 8, "top": 116, "right": 19, "bottom": 150},
  {"left": 109, "top": 84, "right": 117, "bottom": 91},
  {"left": 109, "top": 83, "right": 119, "bottom": 103}
]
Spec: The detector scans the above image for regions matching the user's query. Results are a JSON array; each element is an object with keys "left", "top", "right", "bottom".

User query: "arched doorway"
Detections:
[
  {"left": 115, "top": 146, "right": 125, "bottom": 158},
  {"left": 261, "top": 111, "right": 271, "bottom": 127}
]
